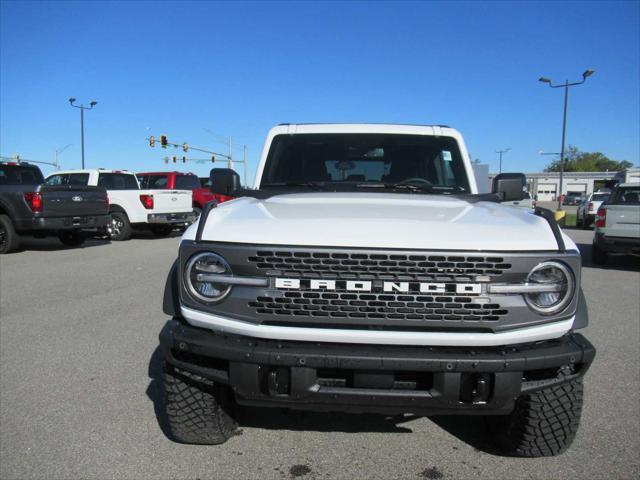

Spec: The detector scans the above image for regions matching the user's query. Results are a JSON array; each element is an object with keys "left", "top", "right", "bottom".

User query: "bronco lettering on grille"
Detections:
[{"left": 274, "top": 278, "right": 482, "bottom": 295}]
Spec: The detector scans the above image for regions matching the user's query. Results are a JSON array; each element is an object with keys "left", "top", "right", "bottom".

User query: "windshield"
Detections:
[{"left": 260, "top": 133, "right": 470, "bottom": 193}]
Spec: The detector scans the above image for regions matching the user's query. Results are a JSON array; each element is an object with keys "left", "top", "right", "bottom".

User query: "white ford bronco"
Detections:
[
  {"left": 159, "top": 124, "right": 595, "bottom": 457},
  {"left": 46, "top": 169, "right": 195, "bottom": 240}
]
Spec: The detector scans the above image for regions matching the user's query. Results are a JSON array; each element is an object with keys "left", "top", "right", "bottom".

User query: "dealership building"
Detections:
[{"left": 484, "top": 168, "right": 639, "bottom": 201}]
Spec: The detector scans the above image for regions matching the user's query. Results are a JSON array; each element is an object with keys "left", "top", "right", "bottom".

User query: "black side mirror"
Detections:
[
  {"left": 492, "top": 173, "right": 526, "bottom": 202},
  {"left": 209, "top": 168, "right": 241, "bottom": 196}
]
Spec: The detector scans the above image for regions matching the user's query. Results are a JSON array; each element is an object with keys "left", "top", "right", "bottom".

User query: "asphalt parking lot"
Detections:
[{"left": 1, "top": 229, "right": 638, "bottom": 480}]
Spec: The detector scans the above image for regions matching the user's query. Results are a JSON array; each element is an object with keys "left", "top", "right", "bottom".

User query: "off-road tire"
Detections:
[
  {"left": 591, "top": 243, "right": 607, "bottom": 265},
  {"left": 163, "top": 363, "right": 237, "bottom": 445},
  {"left": 108, "top": 211, "right": 132, "bottom": 241},
  {"left": 487, "top": 377, "right": 584, "bottom": 457},
  {"left": 58, "top": 230, "right": 86, "bottom": 247},
  {"left": 151, "top": 225, "right": 173, "bottom": 236},
  {"left": 0, "top": 214, "right": 20, "bottom": 254}
]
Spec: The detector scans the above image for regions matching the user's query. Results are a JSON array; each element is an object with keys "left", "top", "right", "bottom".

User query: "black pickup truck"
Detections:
[{"left": 0, "top": 162, "right": 109, "bottom": 254}]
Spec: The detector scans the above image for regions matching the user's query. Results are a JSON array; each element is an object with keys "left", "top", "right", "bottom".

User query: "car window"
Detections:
[
  {"left": 97, "top": 173, "right": 139, "bottom": 190},
  {"left": 146, "top": 176, "right": 169, "bottom": 189},
  {"left": 199, "top": 177, "right": 210, "bottom": 188},
  {"left": 591, "top": 194, "right": 609, "bottom": 202},
  {"left": 610, "top": 186, "right": 640, "bottom": 205},
  {"left": 174, "top": 175, "right": 200, "bottom": 190},
  {"left": 0, "top": 165, "right": 44, "bottom": 185}
]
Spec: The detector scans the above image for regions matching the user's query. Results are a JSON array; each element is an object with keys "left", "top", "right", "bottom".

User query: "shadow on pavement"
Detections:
[
  {"left": 577, "top": 242, "right": 640, "bottom": 272},
  {"left": 11, "top": 236, "right": 111, "bottom": 253}
]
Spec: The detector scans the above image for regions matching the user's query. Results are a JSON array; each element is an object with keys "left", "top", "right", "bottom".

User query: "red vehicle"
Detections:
[{"left": 137, "top": 172, "right": 233, "bottom": 216}]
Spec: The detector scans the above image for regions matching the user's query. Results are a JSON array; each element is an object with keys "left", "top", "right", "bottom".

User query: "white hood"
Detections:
[{"left": 184, "top": 192, "right": 565, "bottom": 251}]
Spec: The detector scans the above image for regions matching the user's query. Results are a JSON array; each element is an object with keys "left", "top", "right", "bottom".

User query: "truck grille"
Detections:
[
  {"left": 248, "top": 291, "right": 507, "bottom": 323},
  {"left": 248, "top": 251, "right": 511, "bottom": 278}
]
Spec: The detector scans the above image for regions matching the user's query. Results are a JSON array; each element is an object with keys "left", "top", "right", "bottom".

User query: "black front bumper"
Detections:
[
  {"left": 159, "top": 320, "right": 595, "bottom": 416},
  {"left": 31, "top": 214, "right": 109, "bottom": 231}
]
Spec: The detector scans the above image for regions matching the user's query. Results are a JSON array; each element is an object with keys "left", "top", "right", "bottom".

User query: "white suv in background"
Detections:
[{"left": 45, "top": 169, "right": 195, "bottom": 240}]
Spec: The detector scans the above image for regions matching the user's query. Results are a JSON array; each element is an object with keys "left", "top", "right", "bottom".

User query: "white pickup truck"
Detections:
[
  {"left": 158, "top": 124, "right": 595, "bottom": 457},
  {"left": 592, "top": 182, "right": 640, "bottom": 264},
  {"left": 45, "top": 169, "right": 195, "bottom": 240}
]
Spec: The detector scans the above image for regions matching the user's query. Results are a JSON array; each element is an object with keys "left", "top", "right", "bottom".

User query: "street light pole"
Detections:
[
  {"left": 539, "top": 69, "right": 594, "bottom": 210},
  {"left": 495, "top": 148, "right": 511, "bottom": 173},
  {"left": 54, "top": 144, "right": 72, "bottom": 170},
  {"left": 68, "top": 98, "right": 97, "bottom": 169}
]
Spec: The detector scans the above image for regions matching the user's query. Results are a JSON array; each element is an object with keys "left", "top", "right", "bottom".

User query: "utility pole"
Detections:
[
  {"left": 68, "top": 98, "right": 97, "bottom": 169},
  {"left": 243, "top": 145, "right": 248, "bottom": 187},
  {"left": 228, "top": 137, "right": 233, "bottom": 169},
  {"left": 495, "top": 148, "right": 511, "bottom": 173},
  {"left": 539, "top": 69, "right": 595, "bottom": 211}
]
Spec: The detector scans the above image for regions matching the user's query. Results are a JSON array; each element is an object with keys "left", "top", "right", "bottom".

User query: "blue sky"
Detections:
[{"left": 1, "top": 0, "right": 638, "bottom": 183}]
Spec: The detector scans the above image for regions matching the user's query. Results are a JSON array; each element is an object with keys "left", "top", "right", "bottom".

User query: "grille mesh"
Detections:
[
  {"left": 247, "top": 251, "right": 511, "bottom": 278},
  {"left": 248, "top": 291, "right": 507, "bottom": 322}
]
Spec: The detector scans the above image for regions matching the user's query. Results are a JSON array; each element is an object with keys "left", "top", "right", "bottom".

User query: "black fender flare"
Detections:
[
  {"left": 163, "top": 258, "right": 181, "bottom": 317},
  {"left": 572, "top": 288, "right": 589, "bottom": 330}
]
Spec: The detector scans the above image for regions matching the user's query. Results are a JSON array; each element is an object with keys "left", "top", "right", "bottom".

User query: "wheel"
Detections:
[
  {"left": 576, "top": 214, "right": 583, "bottom": 228},
  {"left": 151, "top": 225, "right": 173, "bottom": 236},
  {"left": 108, "top": 211, "right": 132, "bottom": 241},
  {"left": 591, "top": 243, "right": 607, "bottom": 265},
  {"left": 163, "top": 363, "right": 237, "bottom": 445},
  {"left": 0, "top": 214, "right": 20, "bottom": 254},
  {"left": 486, "top": 376, "right": 584, "bottom": 457},
  {"left": 58, "top": 230, "right": 86, "bottom": 247}
]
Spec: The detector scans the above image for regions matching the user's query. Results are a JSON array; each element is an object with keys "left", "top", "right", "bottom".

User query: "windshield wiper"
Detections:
[
  {"left": 355, "top": 182, "right": 435, "bottom": 193},
  {"left": 261, "top": 181, "right": 327, "bottom": 191}
]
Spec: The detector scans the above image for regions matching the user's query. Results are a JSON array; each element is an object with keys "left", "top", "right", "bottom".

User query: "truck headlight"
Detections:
[
  {"left": 525, "top": 261, "right": 575, "bottom": 315},
  {"left": 184, "top": 252, "right": 232, "bottom": 303}
]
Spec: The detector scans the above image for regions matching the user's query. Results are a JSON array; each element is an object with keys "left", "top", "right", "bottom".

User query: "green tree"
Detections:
[{"left": 544, "top": 146, "right": 633, "bottom": 172}]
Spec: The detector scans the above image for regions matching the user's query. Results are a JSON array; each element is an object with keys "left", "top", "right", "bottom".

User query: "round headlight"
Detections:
[
  {"left": 525, "top": 261, "right": 575, "bottom": 315},
  {"left": 184, "top": 252, "right": 232, "bottom": 303}
]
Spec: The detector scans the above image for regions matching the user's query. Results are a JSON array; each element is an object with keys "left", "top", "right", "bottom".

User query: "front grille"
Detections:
[
  {"left": 248, "top": 251, "right": 512, "bottom": 278},
  {"left": 248, "top": 291, "right": 507, "bottom": 323}
]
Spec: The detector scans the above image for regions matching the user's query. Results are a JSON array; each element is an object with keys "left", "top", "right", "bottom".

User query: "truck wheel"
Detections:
[
  {"left": 591, "top": 243, "right": 607, "bottom": 265},
  {"left": 58, "top": 230, "right": 86, "bottom": 247},
  {"left": 487, "top": 376, "right": 584, "bottom": 457},
  {"left": 151, "top": 225, "right": 173, "bottom": 236},
  {"left": 163, "top": 363, "right": 237, "bottom": 445},
  {"left": 108, "top": 212, "right": 132, "bottom": 241},
  {"left": 0, "top": 214, "right": 20, "bottom": 254}
]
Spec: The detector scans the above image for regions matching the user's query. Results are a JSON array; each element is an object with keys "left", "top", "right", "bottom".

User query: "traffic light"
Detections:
[
  {"left": 171, "top": 156, "right": 177, "bottom": 163},
  {"left": 211, "top": 155, "right": 216, "bottom": 163},
  {"left": 149, "top": 136, "right": 155, "bottom": 147},
  {"left": 160, "top": 135, "right": 168, "bottom": 148},
  {"left": 164, "top": 157, "right": 168, "bottom": 164},
  {"left": 182, "top": 156, "right": 187, "bottom": 163},
  {"left": 182, "top": 143, "right": 188, "bottom": 153}
]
